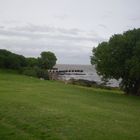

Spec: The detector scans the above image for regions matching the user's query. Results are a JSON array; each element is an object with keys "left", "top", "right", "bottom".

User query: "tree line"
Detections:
[{"left": 0, "top": 49, "right": 57, "bottom": 79}]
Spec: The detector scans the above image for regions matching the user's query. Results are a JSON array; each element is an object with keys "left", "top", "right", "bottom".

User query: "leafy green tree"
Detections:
[
  {"left": 0, "top": 49, "right": 27, "bottom": 69},
  {"left": 39, "top": 51, "right": 57, "bottom": 69},
  {"left": 0, "top": 49, "right": 11, "bottom": 68},
  {"left": 26, "top": 57, "right": 38, "bottom": 67},
  {"left": 0, "top": 49, "right": 56, "bottom": 80},
  {"left": 91, "top": 28, "right": 140, "bottom": 95}
]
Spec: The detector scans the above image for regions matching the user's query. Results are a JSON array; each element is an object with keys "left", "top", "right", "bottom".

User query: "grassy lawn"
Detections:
[{"left": 0, "top": 70, "right": 140, "bottom": 140}]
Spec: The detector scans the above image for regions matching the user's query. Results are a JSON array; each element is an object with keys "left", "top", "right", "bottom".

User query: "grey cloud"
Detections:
[
  {"left": 11, "top": 24, "right": 83, "bottom": 35},
  {"left": 54, "top": 14, "right": 69, "bottom": 20},
  {"left": 101, "top": 11, "right": 112, "bottom": 19},
  {"left": 0, "top": 0, "right": 139, "bottom": 64},
  {"left": 0, "top": 38, "right": 92, "bottom": 64},
  {"left": 0, "top": 38, "right": 91, "bottom": 53},
  {"left": 129, "top": 16, "right": 140, "bottom": 21},
  {"left": 0, "top": 25, "right": 105, "bottom": 64},
  {"left": 58, "top": 53, "right": 90, "bottom": 64},
  {"left": 98, "top": 24, "right": 108, "bottom": 29},
  {"left": 0, "top": 25, "right": 104, "bottom": 42},
  {"left": 0, "top": 26, "right": 4, "bottom": 29}
]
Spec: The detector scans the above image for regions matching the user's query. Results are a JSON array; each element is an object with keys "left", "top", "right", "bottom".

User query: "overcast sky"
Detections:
[{"left": 0, "top": 0, "right": 140, "bottom": 64}]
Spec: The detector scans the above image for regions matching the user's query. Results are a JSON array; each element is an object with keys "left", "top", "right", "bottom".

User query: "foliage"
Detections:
[
  {"left": 0, "top": 49, "right": 57, "bottom": 80},
  {"left": 22, "top": 67, "right": 38, "bottom": 77},
  {"left": 22, "top": 67, "right": 49, "bottom": 80},
  {"left": 91, "top": 28, "right": 140, "bottom": 95},
  {"left": 39, "top": 51, "right": 57, "bottom": 69},
  {"left": 35, "top": 67, "right": 49, "bottom": 80},
  {"left": 0, "top": 49, "right": 27, "bottom": 69},
  {"left": 26, "top": 57, "right": 38, "bottom": 67}
]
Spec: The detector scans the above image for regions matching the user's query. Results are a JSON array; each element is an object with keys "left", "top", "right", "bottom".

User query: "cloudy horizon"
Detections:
[{"left": 0, "top": 0, "right": 140, "bottom": 64}]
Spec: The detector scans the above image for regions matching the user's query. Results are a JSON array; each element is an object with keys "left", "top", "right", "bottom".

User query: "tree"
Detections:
[
  {"left": 0, "top": 49, "right": 57, "bottom": 80},
  {"left": 0, "top": 49, "right": 27, "bottom": 69},
  {"left": 39, "top": 51, "right": 57, "bottom": 69},
  {"left": 26, "top": 57, "right": 38, "bottom": 67},
  {"left": 91, "top": 28, "right": 140, "bottom": 95}
]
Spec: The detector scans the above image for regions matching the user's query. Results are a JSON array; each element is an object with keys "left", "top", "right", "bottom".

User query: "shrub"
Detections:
[
  {"left": 22, "top": 67, "right": 37, "bottom": 77},
  {"left": 22, "top": 67, "right": 49, "bottom": 80},
  {"left": 36, "top": 68, "right": 49, "bottom": 80}
]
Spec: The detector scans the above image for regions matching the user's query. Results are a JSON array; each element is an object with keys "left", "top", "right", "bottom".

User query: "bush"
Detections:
[
  {"left": 22, "top": 67, "right": 49, "bottom": 80},
  {"left": 22, "top": 67, "right": 37, "bottom": 77},
  {"left": 36, "top": 68, "right": 49, "bottom": 80}
]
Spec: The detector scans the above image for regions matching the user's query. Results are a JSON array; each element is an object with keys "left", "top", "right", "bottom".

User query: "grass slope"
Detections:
[{"left": 0, "top": 70, "right": 140, "bottom": 140}]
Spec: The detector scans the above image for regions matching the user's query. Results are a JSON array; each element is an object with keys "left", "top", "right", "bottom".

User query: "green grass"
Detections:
[{"left": 0, "top": 70, "right": 140, "bottom": 140}]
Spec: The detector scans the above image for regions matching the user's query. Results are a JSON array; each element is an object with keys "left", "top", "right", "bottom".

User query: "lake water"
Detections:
[{"left": 53, "top": 64, "right": 120, "bottom": 87}]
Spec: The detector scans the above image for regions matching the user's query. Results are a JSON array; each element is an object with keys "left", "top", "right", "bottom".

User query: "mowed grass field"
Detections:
[{"left": 0, "top": 70, "right": 140, "bottom": 140}]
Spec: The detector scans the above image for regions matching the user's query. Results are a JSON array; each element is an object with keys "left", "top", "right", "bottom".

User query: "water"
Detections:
[{"left": 53, "top": 64, "right": 120, "bottom": 87}]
